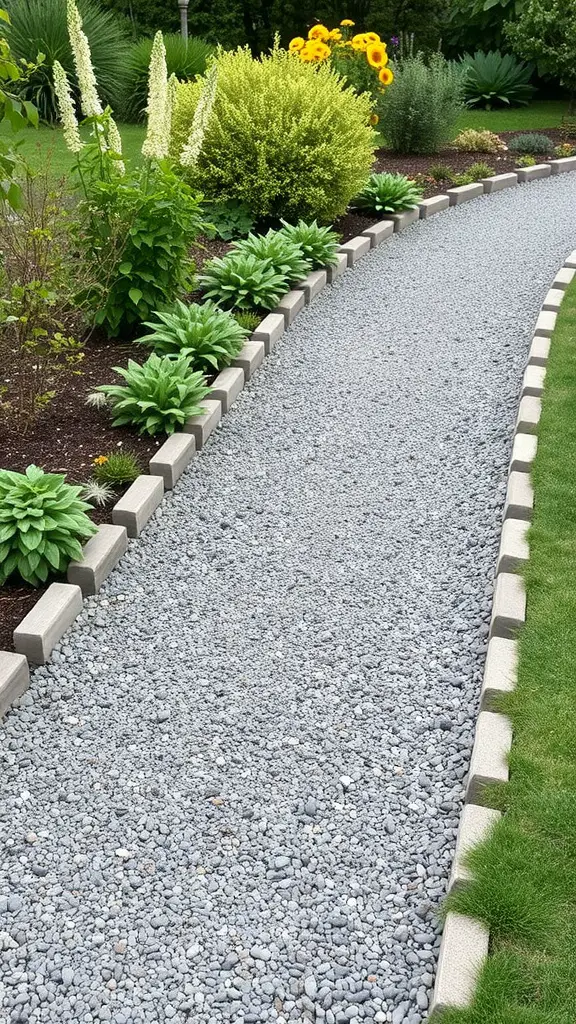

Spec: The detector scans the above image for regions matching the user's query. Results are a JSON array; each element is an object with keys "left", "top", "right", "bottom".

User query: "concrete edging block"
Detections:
[
  {"left": 210, "top": 366, "right": 245, "bottom": 413},
  {"left": 252, "top": 312, "right": 285, "bottom": 354},
  {"left": 449, "top": 804, "right": 502, "bottom": 893},
  {"left": 549, "top": 156, "right": 576, "bottom": 175},
  {"left": 361, "top": 220, "right": 395, "bottom": 247},
  {"left": 274, "top": 289, "right": 305, "bottom": 326},
  {"left": 515, "top": 163, "right": 551, "bottom": 183},
  {"left": 564, "top": 250, "right": 576, "bottom": 269},
  {"left": 480, "top": 637, "right": 518, "bottom": 711},
  {"left": 553, "top": 266, "right": 575, "bottom": 290},
  {"left": 0, "top": 652, "right": 30, "bottom": 719},
  {"left": 431, "top": 913, "right": 489, "bottom": 1014},
  {"left": 327, "top": 253, "right": 348, "bottom": 284},
  {"left": 149, "top": 432, "right": 196, "bottom": 489},
  {"left": 388, "top": 208, "right": 420, "bottom": 232},
  {"left": 542, "top": 287, "right": 565, "bottom": 312},
  {"left": 496, "top": 518, "right": 529, "bottom": 575},
  {"left": 521, "top": 364, "right": 546, "bottom": 397},
  {"left": 338, "top": 236, "right": 371, "bottom": 266},
  {"left": 183, "top": 399, "right": 221, "bottom": 449},
  {"left": 112, "top": 475, "right": 164, "bottom": 539},
  {"left": 504, "top": 471, "right": 534, "bottom": 522},
  {"left": 481, "top": 172, "right": 517, "bottom": 194},
  {"left": 295, "top": 269, "right": 327, "bottom": 304},
  {"left": 466, "top": 711, "right": 512, "bottom": 804},
  {"left": 13, "top": 583, "right": 83, "bottom": 665},
  {"left": 510, "top": 432, "right": 537, "bottom": 473},
  {"left": 67, "top": 524, "right": 128, "bottom": 596},
  {"left": 528, "top": 336, "right": 550, "bottom": 366},
  {"left": 534, "top": 309, "right": 556, "bottom": 337},
  {"left": 490, "top": 572, "right": 526, "bottom": 639},
  {"left": 515, "top": 396, "right": 541, "bottom": 435},
  {"left": 447, "top": 183, "right": 484, "bottom": 205},
  {"left": 232, "top": 340, "right": 266, "bottom": 381},
  {"left": 419, "top": 195, "right": 450, "bottom": 218}
]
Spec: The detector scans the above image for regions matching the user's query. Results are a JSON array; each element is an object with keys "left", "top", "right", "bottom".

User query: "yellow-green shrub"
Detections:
[{"left": 171, "top": 45, "right": 376, "bottom": 223}]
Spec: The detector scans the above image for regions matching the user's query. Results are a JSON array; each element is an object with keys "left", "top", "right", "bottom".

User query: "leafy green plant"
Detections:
[
  {"left": 516, "top": 153, "right": 537, "bottom": 166},
  {"left": 171, "top": 43, "right": 375, "bottom": 222},
  {"left": 95, "top": 354, "right": 210, "bottom": 435},
  {"left": 553, "top": 142, "right": 575, "bottom": 157},
  {"left": 459, "top": 50, "right": 535, "bottom": 108},
  {"left": 233, "top": 310, "right": 260, "bottom": 332},
  {"left": 377, "top": 52, "right": 466, "bottom": 154},
  {"left": 199, "top": 252, "right": 289, "bottom": 311},
  {"left": 465, "top": 160, "right": 496, "bottom": 178},
  {"left": 427, "top": 162, "right": 456, "bottom": 181},
  {"left": 0, "top": 7, "right": 41, "bottom": 210},
  {"left": 5, "top": 0, "right": 127, "bottom": 122},
  {"left": 452, "top": 128, "right": 507, "bottom": 153},
  {"left": 505, "top": 0, "right": 576, "bottom": 107},
  {"left": 92, "top": 449, "right": 141, "bottom": 485},
  {"left": 446, "top": 0, "right": 523, "bottom": 55},
  {"left": 0, "top": 464, "right": 97, "bottom": 586},
  {"left": 353, "top": 172, "right": 424, "bottom": 213},
  {"left": 507, "top": 132, "right": 554, "bottom": 154},
  {"left": 136, "top": 299, "right": 247, "bottom": 372},
  {"left": 121, "top": 33, "right": 214, "bottom": 122},
  {"left": 231, "top": 230, "right": 310, "bottom": 285},
  {"left": 82, "top": 165, "right": 204, "bottom": 337},
  {"left": 278, "top": 220, "right": 340, "bottom": 268},
  {"left": 203, "top": 199, "right": 255, "bottom": 241}
]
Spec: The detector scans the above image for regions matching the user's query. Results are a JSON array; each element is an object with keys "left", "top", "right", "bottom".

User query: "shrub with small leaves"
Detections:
[
  {"left": 230, "top": 231, "right": 310, "bottom": 285},
  {"left": 553, "top": 143, "right": 575, "bottom": 158},
  {"left": 0, "top": 465, "right": 97, "bottom": 586},
  {"left": 96, "top": 354, "right": 211, "bottom": 436},
  {"left": 136, "top": 300, "right": 247, "bottom": 373},
  {"left": 92, "top": 451, "right": 142, "bottom": 486},
  {"left": 353, "top": 172, "right": 424, "bottom": 214},
  {"left": 507, "top": 133, "right": 554, "bottom": 155},
  {"left": 199, "top": 252, "right": 289, "bottom": 311},
  {"left": 278, "top": 221, "right": 340, "bottom": 269},
  {"left": 516, "top": 154, "right": 537, "bottom": 167},
  {"left": 452, "top": 129, "right": 507, "bottom": 153}
]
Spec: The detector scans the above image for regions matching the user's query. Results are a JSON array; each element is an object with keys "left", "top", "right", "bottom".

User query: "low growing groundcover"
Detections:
[{"left": 441, "top": 278, "right": 576, "bottom": 1022}]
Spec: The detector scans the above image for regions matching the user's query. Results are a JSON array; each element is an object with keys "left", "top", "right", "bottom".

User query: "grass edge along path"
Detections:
[{"left": 439, "top": 278, "right": 576, "bottom": 1023}]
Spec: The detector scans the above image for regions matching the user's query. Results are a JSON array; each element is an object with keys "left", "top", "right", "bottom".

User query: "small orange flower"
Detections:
[
  {"left": 379, "top": 66, "right": 394, "bottom": 85},
  {"left": 93, "top": 455, "right": 109, "bottom": 465}
]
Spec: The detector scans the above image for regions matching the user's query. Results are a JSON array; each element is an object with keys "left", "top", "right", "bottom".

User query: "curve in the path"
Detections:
[{"left": 1, "top": 176, "right": 575, "bottom": 1024}]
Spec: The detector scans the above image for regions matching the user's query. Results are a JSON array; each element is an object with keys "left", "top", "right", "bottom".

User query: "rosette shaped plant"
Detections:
[
  {"left": 353, "top": 172, "right": 424, "bottom": 213},
  {"left": 136, "top": 300, "right": 248, "bottom": 372},
  {"left": 230, "top": 231, "right": 311, "bottom": 284},
  {"left": 278, "top": 220, "right": 340, "bottom": 268},
  {"left": 0, "top": 465, "right": 97, "bottom": 586},
  {"left": 96, "top": 354, "right": 211, "bottom": 435}
]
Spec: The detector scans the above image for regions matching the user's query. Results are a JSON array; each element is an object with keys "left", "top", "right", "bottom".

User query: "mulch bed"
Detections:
[{"left": 0, "top": 124, "right": 570, "bottom": 652}]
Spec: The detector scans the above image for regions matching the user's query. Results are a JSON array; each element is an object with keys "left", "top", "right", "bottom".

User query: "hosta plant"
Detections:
[
  {"left": 231, "top": 231, "right": 310, "bottom": 285},
  {"left": 136, "top": 300, "right": 247, "bottom": 373},
  {"left": 199, "top": 252, "right": 289, "bottom": 311},
  {"left": 0, "top": 465, "right": 97, "bottom": 586},
  {"left": 279, "top": 221, "right": 340, "bottom": 268},
  {"left": 507, "top": 132, "right": 554, "bottom": 155},
  {"left": 452, "top": 129, "right": 507, "bottom": 153},
  {"left": 353, "top": 172, "right": 424, "bottom": 214},
  {"left": 96, "top": 354, "right": 211, "bottom": 436},
  {"left": 460, "top": 50, "right": 535, "bottom": 108}
]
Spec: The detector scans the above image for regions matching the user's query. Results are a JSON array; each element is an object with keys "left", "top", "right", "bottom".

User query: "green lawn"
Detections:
[
  {"left": 454, "top": 98, "right": 569, "bottom": 133},
  {"left": 442, "top": 277, "right": 576, "bottom": 1024},
  {"left": 0, "top": 121, "right": 146, "bottom": 178}
]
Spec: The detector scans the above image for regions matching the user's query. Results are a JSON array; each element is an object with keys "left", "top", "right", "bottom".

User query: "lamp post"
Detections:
[{"left": 178, "top": 0, "right": 189, "bottom": 42}]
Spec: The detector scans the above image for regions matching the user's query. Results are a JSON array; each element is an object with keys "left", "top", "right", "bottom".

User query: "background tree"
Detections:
[{"left": 505, "top": 0, "right": 576, "bottom": 110}]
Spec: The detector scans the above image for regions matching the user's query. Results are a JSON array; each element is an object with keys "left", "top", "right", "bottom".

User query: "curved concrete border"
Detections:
[
  {"left": 429, "top": 248, "right": 575, "bottom": 1019},
  {"left": 1, "top": 160, "right": 575, "bottom": 716}
]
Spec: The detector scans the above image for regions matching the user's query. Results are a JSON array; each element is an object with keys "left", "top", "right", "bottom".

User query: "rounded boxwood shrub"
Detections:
[{"left": 171, "top": 44, "right": 376, "bottom": 223}]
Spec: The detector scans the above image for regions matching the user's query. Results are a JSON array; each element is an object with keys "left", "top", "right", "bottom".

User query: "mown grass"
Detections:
[
  {"left": 441, "top": 277, "right": 576, "bottom": 1023},
  {"left": 454, "top": 99, "right": 569, "bottom": 133}
]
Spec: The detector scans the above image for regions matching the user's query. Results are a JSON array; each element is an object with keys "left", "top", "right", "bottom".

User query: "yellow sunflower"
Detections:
[
  {"left": 328, "top": 28, "right": 343, "bottom": 41},
  {"left": 363, "top": 32, "right": 381, "bottom": 44},
  {"left": 366, "top": 42, "right": 387, "bottom": 67},
  {"left": 379, "top": 66, "right": 394, "bottom": 85},
  {"left": 308, "top": 24, "right": 330, "bottom": 41},
  {"left": 340, "top": 18, "right": 355, "bottom": 26},
  {"left": 351, "top": 32, "right": 368, "bottom": 50},
  {"left": 289, "top": 36, "right": 305, "bottom": 51}
]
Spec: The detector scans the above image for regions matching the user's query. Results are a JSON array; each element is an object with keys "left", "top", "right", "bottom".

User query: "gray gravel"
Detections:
[{"left": 1, "top": 176, "right": 575, "bottom": 1024}]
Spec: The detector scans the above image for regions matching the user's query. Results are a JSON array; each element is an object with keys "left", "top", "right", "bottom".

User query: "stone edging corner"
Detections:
[
  {"left": 0, "top": 156, "right": 575, "bottom": 729},
  {"left": 429, "top": 248, "right": 576, "bottom": 1019}
]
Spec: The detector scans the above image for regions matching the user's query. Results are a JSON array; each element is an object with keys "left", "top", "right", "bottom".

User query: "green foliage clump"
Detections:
[
  {"left": 516, "top": 153, "right": 537, "bottom": 166},
  {"left": 92, "top": 450, "right": 141, "bottom": 485},
  {"left": 554, "top": 142, "right": 576, "bottom": 157},
  {"left": 505, "top": 0, "right": 576, "bottom": 96},
  {"left": 171, "top": 44, "right": 375, "bottom": 223},
  {"left": 460, "top": 49, "right": 535, "bottom": 108},
  {"left": 203, "top": 199, "right": 255, "bottom": 241},
  {"left": 5, "top": 0, "right": 127, "bottom": 122},
  {"left": 199, "top": 252, "right": 289, "bottom": 311},
  {"left": 507, "top": 132, "right": 554, "bottom": 154},
  {"left": 121, "top": 33, "right": 214, "bottom": 123},
  {"left": 452, "top": 128, "right": 507, "bottom": 153},
  {"left": 446, "top": 0, "right": 520, "bottom": 55},
  {"left": 136, "top": 299, "right": 247, "bottom": 372},
  {"left": 0, "top": 464, "right": 97, "bottom": 586},
  {"left": 82, "top": 166, "right": 204, "bottom": 337},
  {"left": 233, "top": 311, "right": 261, "bottom": 333},
  {"left": 278, "top": 220, "right": 340, "bottom": 268},
  {"left": 230, "top": 231, "right": 310, "bottom": 285},
  {"left": 97, "top": 354, "right": 210, "bottom": 435},
  {"left": 377, "top": 53, "right": 466, "bottom": 154},
  {"left": 427, "top": 162, "right": 456, "bottom": 181},
  {"left": 353, "top": 172, "right": 424, "bottom": 213}
]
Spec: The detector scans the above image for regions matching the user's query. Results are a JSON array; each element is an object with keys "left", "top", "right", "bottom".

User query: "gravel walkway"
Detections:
[{"left": 1, "top": 176, "right": 575, "bottom": 1024}]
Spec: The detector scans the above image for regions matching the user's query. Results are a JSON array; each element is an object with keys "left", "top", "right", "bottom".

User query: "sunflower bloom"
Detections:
[
  {"left": 366, "top": 42, "right": 387, "bottom": 68},
  {"left": 351, "top": 33, "right": 368, "bottom": 50},
  {"left": 308, "top": 24, "right": 329, "bottom": 41},
  {"left": 340, "top": 18, "right": 355, "bottom": 26},
  {"left": 53, "top": 60, "right": 83, "bottom": 154},
  {"left": 363, "top": 32, "right": 381, "bottom": 44},
  {"left": 328, "top": 28, "right": 343, "bottom": 41},
  {"left": 289, "top": 36, "right": 305, "bottom": 51},
  {"left": 379, "top": 66, "right": 394, "bottom": 86}
]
